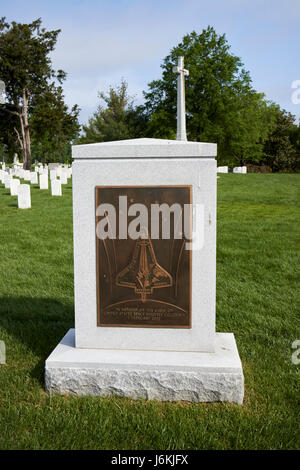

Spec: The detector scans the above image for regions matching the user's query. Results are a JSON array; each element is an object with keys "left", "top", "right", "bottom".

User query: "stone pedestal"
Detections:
[{"left": 45, "top": 329, "right": 244, "bottom": 403}]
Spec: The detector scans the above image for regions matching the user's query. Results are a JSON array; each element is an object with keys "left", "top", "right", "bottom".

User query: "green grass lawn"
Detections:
[{"left": 0, "top": 174, "right": 299, "bottom": 450}]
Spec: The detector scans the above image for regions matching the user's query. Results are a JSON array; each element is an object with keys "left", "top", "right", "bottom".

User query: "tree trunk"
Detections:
[
  {"left": 22, "top": 89, "right": 31, "bottom": 170},
  {"left": 7, "top": 89, "right": 32, "bottom": 169}
]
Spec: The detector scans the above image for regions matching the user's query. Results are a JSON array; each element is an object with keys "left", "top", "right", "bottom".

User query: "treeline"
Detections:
[
  {"left": 0, "top": 18, "right": 80, "bottom": 169},
  {"left": 0, "top": 19, "right": 299, "bottom": 172},
  {"left": 78, "top": 28, "right": 300, "bottom": 172}
]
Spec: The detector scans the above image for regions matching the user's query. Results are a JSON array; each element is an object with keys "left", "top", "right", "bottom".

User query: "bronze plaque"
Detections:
[{"left": 96, "top": 186, "right": 192, "bottom": 328}]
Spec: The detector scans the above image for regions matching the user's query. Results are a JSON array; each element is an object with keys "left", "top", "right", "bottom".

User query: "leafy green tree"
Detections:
[
  {"left": 0, "top": 17, "right": 74, "bottom": 169},
  {"left": 289, "top": 121, "right": 300, "bottom": 171},
  {"left": 78, "top": 79, "right": 146, "bottom": 144},
  {"left": 30, "top": 84, "right": 80, "bottom": 163},
  {"left": 143, "top": 27, "right": 275, "bottom": 164},
  {"left": 0, "top": 105, "right": 19, "bottom": 162},
  {"left": 264, "top": 109, "right": 299, "bottom": 172}
]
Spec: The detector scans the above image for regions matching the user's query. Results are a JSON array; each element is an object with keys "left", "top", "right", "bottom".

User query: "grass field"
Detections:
[{"left": 0, "top": 174, "right": 299, "bottom": 450}]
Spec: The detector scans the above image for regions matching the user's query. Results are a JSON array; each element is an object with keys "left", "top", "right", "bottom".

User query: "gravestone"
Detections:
[
  {"left": 24, "top": 170, "right": 31, "bottom": 181},
  {"left": 4, "top": 175, "right": 11, "bottom": 189},
  {"left": 10, "top": 178, "right": 20, "bottom": 196},
  {"left": 233, "top": 166, "right": 247, "bottom": 174},
  {"left": 45, "top": 138, "right": 244, "bottom": 403},
  {"left": 49, "top": 163, "right": 60, "bottom": 170},
  {"left": 56, "top": 167, "right": 62, "bottom": 178},
  {"left": 18, "top": 169, "right": 25, "bottom": 179},
  {"left": 30, "top": 172, "right": 38, "bottom": 185},
  {"left": 39, "top": 174, "right": 48, "bottom": 190},
  {"left": 17, "top": 184, "right": 31, "bottom": 209},
  {"left": 217, "top": 166, "right": 228, "bottom": 173},
  {"left": 50, "top": 169, "right": 57, "bottom": 181},
  {"left": 60, "top": 170, "right": 68, "bottom": 185},
  {"left": 51, "top": 179, "right": 62, "bottom": 196}
]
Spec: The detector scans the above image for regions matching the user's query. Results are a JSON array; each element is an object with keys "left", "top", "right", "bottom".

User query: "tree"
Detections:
[
  {"left": 79, "top": 79, "right": 146, "bottom": 144},
  {"left": 0, "top": 17, "right": 68, "bottom": 169},
  {"left": 264, "top": 109, "right": 299, "bottom": 172},
  {"left": 30, "top": 84, "right": 80, "bottom": 163},
  {"left": 289, "top": 120, "right": 300, "bottom": 171},
  {"left": 0, "top": 104, "right": 19, "bottom": 162},
  {"left": 143, "top": 27, "right": 274, "bottom": 164}
]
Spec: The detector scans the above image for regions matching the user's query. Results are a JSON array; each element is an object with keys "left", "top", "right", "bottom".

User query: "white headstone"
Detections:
[
  {"left": 10, "top": 178, "right": 20, "bottom": 196},
  {"left": 49, "top": 163, "right": 60, "bottom": 170},
  {"left": 56, "top": 167, "right": 62, "bottom": 178},
  {"left": 60, "top": 171, "right": 68, "bottom": 185},
  {"left": 50, "top": 169, "right": 57, "bottom": 180},
  {"left": 18, "top": 169, "right": 25, "bottom": 179},
  {"left": 217, "top": 166, "right": 228, "bottom": 173},
  {"left": 4, "top": 175, "right": 12, "bottom": 189},
  {"left": 233, "top": 166, "right": 247, "bottom": 174},
  {"left": 39, "top": 174, "right": 48, "bottom": 190},
  {"left": 51, "top": 179, "right": 62, "bottom": 196},
  {"left": 17, "top": 184, "right": 31, "bottom": 209},
  {"left": 24, "top": 170, "right": 31, "bottom": 181},
  {"left": 30, "top": 172, "right": 38, "bottom": 184}
]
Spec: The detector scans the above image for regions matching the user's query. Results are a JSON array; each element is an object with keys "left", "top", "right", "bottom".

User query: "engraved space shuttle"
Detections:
[{"left": 116, "top": 235, "right": 172, "bottom": 302}]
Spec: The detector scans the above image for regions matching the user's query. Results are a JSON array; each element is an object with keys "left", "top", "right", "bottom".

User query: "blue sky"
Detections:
[{"left": 1, "top": 0, "right": 299, "bottom": 125}]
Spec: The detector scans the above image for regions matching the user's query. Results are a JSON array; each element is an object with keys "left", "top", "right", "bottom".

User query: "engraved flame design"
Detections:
[{"left": 116, "top": 234, "right": 172, "bottom": 302}]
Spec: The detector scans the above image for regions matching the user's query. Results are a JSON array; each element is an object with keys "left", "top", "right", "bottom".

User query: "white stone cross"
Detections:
[{"left": 172, "top": 56, "right": 189, "bottom": 141}]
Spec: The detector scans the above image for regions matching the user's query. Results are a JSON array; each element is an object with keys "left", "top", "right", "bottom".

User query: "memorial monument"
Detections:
[{"left": 45, "top": 58, "right": 244, "bottom": 403}]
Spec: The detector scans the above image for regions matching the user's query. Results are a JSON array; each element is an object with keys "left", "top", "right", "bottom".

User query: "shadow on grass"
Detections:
[{"left": 0, "top": 296, "right": 74, "bottom": 385}]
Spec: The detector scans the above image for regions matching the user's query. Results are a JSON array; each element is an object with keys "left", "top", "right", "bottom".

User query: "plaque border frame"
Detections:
[{"left": 95, "top": 185, "right": 192, "bottom": 329}]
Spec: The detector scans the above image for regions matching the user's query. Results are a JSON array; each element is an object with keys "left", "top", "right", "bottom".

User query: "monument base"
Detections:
[{"left": 45, "top": 329, "right": 244, "bottom": 404}]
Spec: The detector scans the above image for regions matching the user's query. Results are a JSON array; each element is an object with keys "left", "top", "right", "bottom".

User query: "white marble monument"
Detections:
[
  {"left": 45, "top": 58, "right": 243, "bottom": 403},
  {"left": 45, "top": 138, "right": 244, "bottom": 404}
]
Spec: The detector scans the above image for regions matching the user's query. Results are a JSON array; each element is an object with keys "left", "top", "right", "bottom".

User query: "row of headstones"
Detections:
[
  {"left": 0, "top": 164, "right": 72, "bottom": 209},
  {"left": 217, "top": 166, "right": 247, "bottom": 174}
]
